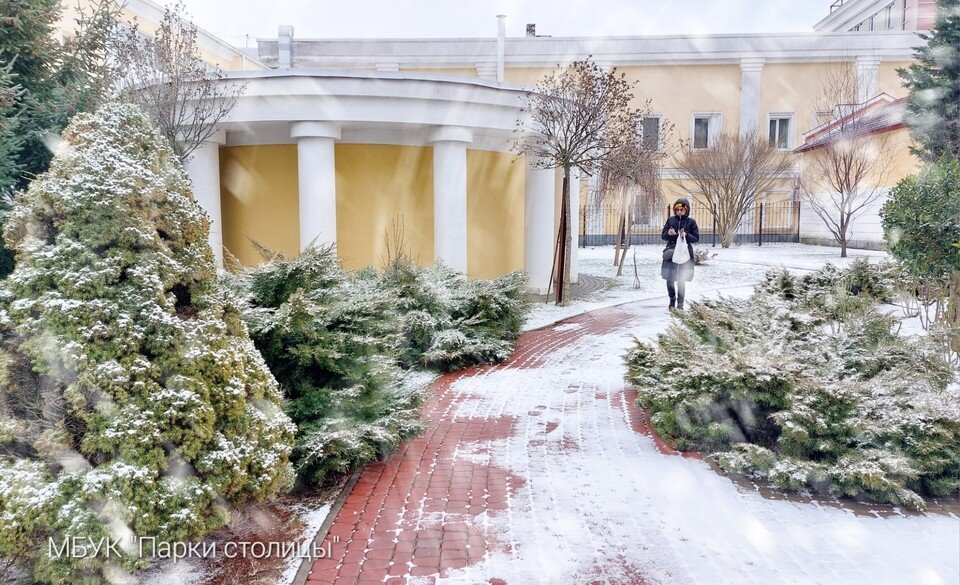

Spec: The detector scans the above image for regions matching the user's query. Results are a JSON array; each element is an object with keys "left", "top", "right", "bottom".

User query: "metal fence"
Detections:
[{"left": 579, "top": 200, "right": 801, "bottom": 247}]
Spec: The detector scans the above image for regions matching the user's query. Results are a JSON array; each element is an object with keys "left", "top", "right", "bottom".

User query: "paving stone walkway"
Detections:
[{"left": 304, "top": 300, "right": 960, "bottom": 585}]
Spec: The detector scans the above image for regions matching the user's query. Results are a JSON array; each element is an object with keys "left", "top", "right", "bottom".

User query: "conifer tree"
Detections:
[
  {"left": 900, "top": 0, "right": 960, "bottom": 160},
  {"left": 237, "top": 245, "right": 423, "bottom": 485},
  {"left": 0, "top": 103, "right": 294, "bottom": 583}
]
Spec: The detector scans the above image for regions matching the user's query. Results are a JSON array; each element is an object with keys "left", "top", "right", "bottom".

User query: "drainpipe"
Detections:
[{"left": 496, "top": 14, "right": 506, "bottom": 83}]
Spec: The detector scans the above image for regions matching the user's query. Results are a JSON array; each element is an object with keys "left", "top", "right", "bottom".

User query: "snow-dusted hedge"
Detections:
[
  {"left": 231, "top": 246, "right": 424, "bottom": 485},
  {"left": 0, "top": 104, "right": 295, "bottom": 583},
  {"left": 374, "top": 256, "right": 529, "bottom": 372},
  {"left": 229, "top": 250, "right": 529, "bottom": 485},
  {"left": 625, "top": 261, "right": 959, "bottom": 509}
]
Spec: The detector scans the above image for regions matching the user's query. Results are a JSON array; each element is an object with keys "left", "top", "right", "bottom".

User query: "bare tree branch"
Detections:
[
  {"left": 676, "top": 129, "right": 793, "bottom": 248},
  {"left": 110, "top": 0, "right": 244, "bottom": 162},
  {"left": 513, "top": 59, "right": 638, "bottom": 304},
  {"left": 798, "top": 61, "right": 897, "bottom": 257}
]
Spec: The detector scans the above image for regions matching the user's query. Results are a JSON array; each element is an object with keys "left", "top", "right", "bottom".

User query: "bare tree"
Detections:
[
  {"left": 798, "top": 63, "right": 897, "bottom": 257},
  {"left": 110, "top": 0, "right": 244, "bottom": 161},
  {"left": 596, "top": 104, "right": 673, "bottom": 274},
  {"left": 514, "top": 59, "right": 637, "bottom": 304},
  {"left": 676, "top": 130, "right": 793, "bottom": 248}
]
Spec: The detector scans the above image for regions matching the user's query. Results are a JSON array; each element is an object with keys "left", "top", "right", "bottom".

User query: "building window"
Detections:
[
  {"left": 768, "top": 115, "right": 791, "bottom": 150},
  {"left": 692, "top": 114, "right": 719, "bottom": 149},
  {"left": 885, "top": 4, "right": 895, "bottom": 29},
  {"left": 868, "top": 15, "right": 876, "bottom": 31},
  {"left": 641, "top": 116, "right": 662, "bottom": 151}
]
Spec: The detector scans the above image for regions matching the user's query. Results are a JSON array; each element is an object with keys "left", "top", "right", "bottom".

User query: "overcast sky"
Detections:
[{"left": 178, "top": 0, "right": 834, "bottom": 47}]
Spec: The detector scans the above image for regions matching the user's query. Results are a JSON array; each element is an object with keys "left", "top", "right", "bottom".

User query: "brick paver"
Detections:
[
  {"left": 306, "top": 301, "right": 960, "bottom": 585},
  {"left": 305, "top": 307, "right": 636, "bottom": 585}
]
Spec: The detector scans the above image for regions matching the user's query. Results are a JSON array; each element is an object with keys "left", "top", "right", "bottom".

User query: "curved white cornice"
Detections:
[
  {"left": 255, "top": 32, "right": 922, "bottom": 69},
  {"left": 219, "top": 71, "right": 529, "bottom": 150}
]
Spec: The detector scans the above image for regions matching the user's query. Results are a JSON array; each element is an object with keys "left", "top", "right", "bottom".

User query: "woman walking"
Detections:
[{"left": 660, "top": 198, "right": 700, "bottom": 310}]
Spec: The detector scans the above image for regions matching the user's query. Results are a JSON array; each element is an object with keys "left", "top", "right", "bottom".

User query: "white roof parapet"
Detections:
[
  {"left": 256, "top": 32, "right": 920, "bottom": 70},
  {"left": 216, "top": 71, "right": 531, "bottom": 151}
]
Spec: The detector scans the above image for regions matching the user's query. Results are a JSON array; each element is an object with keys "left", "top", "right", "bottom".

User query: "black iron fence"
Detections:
[{"left": 579, "top": 200, "right": 801, "bottom": 247}]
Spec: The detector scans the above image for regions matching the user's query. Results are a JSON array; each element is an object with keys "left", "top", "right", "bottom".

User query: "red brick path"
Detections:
[{"left": 304, "top": 307, "right": 641, "bottom": 585}]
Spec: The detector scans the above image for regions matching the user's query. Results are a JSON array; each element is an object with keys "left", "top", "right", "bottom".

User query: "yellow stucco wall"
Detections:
[
  {"left": 335, "top": 144, "right": 434, "bottom": 271},
  {"left": 466, "top": 150, "right": 525, "bottom": 278},
  {"left": 760, "top": 62, "right": 850, "bottom": 144},
  {"left": 620, "top": 64, "right": 742, "bottom": 152},
  {"left": 220, "top": 145, "right": 300, "bottom": 265},
  {"left": 877, "top": 61, "right": 911, "bottom": 97},
  {"left": 505, "top": 67, "right": 556, "bottom": 86}
]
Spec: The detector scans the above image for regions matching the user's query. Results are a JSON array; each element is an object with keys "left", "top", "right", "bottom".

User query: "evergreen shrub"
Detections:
[
  {"left": 231, "top": 249, "right": 529, "bottom": 485},
  {"left": 231, "top": 246, "right": 423, "bottom": 485},
  {"left": 0, "top": 104, "right": 295, "bottom": 583},
  {"left": 625, "top": 262, "right": 959, "bottom": 509}
]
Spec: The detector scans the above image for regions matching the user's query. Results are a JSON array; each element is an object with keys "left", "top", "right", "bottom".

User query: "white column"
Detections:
[
  {"left": 291, "top": 121, "right": 341, "bottom": 251},
  {"left": 430, "top": 127, "right": 472, "bottom": 274},
  {"left": 183, "top": 130, "right": 226, "bottom": 267},
  {"left": 568, "top": 169, "right": 581, "bottom": 284},
  {"left": 524, "top": 158, "right": 554, "bottom": 294},
  {"left": 855, "top": 56, "right": 881, "bottom": 104},
  {"left": 739, "top": 58, "right": 765, "bottom": 137}
]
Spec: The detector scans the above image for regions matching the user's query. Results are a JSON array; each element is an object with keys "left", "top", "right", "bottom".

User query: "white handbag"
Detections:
[{"left": 672, "top": 235, "right": 690, "bottom": 264}]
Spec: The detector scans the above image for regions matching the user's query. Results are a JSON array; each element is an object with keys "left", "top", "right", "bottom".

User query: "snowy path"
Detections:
[
  {"left": 305, "top": 245, "right": 959, "bottom": 585},
  {"left": 305, "top": 299, "right": 959, "bottom": 585}
]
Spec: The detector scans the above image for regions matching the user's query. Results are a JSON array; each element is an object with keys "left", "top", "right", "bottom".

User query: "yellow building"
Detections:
[{"left": 55, "top": 0, "right": 926, "bottom": 289}]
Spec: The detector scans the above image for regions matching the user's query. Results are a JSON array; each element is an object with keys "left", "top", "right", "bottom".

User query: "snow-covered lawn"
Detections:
[{"left": 525, "top": 243, "right": 891, "bottom": 330}]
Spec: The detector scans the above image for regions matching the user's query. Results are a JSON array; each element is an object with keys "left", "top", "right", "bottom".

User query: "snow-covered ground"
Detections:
[
  {"left": 525, "top": 243, "right": 891, "bottom": 330},
  {"left": 430, "top": 243, "right": 960, "bottom": 584}
]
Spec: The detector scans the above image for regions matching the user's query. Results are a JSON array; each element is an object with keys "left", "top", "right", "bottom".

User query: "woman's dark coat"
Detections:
[{"left": 660, "top": 213, "right": 700, "bottom": 282}]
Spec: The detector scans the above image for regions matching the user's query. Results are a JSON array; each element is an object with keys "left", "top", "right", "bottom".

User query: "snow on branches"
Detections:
[
  {"left": 0, "top": 103, "right": 294, "bottom": 583},
  {"left": 625, "top": 260, "right": 959, "bottom": 509}
]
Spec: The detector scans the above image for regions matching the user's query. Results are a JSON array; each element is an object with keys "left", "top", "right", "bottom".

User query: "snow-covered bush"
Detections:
[
  {"left": 374, "top": 256, "right": 529, "bottom": 372},
  {"left": 230, "top": 245, "right": 424, "bottom": 485},
  {"left": 0, "top": 104, "right": 295, "bottom": 583},
  {"left": 229, "top": 247, "right": 528, "bottom": 484},
  {"left": 625, "top": 262, "right": 959, "bottom": 509}
]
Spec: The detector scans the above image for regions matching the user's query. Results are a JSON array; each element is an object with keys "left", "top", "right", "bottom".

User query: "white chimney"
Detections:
[
  {"left": 496, "top": 14, "right": 506, "bottom": 83},
  {"left": 278, "top": 25, "right": 294, "bottom": 70}
]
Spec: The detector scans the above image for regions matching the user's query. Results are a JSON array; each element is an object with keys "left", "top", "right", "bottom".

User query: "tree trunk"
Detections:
[
  {"left": 948, "top": 272, "right": 960, "bottom": 358},
  {"left": 556, "top": 168, "right": 570, "bottom": 305},
  {"left": 839, "top": 219, "right": 848, "bottom": 258},
  {"left": 616, "top": 219, "right": 631, "bottom": 277}
]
